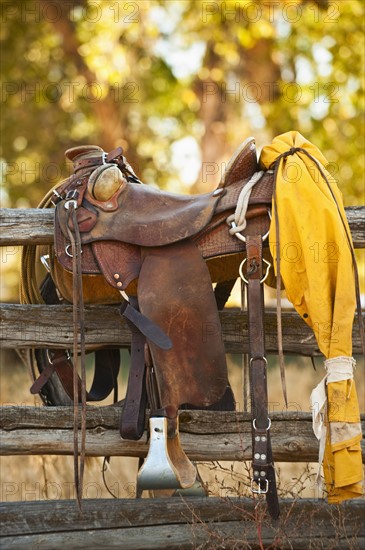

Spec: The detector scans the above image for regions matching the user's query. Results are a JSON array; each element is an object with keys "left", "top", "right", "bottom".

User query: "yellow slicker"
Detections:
[{"left": 259, "top": 131, "right": 363, "bottom": 502}]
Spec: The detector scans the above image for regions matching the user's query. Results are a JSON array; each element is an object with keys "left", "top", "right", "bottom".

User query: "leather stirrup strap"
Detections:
[
  {"left": 121, "top": 301, "right": 172, "bottom": 350},
  {"left": 245, "top": 235, "right": 280, "bottom": 520},
  {"left": 120, "top": 297, "right": 148, "bottom": 440}
]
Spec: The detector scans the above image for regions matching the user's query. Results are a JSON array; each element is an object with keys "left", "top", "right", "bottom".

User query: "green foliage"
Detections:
[{"left": 1, "top": 0, "right": 364, "bottom": 207}]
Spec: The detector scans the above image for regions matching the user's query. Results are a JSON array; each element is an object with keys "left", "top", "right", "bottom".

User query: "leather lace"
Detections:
[{"left": 66, "top": 203, "right": 86, "bottom": 508}]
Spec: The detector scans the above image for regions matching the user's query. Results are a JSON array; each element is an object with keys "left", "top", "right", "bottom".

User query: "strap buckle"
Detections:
[
  {"left": 46, "top": 349, "right": 71, "bottom": 364},
  {"left": 64, "top": 199, "right": 78, "bottom": 210},
  {"left": 40, "top": 254, "right": 51, "bottom": 273},
  {"left": 251, "top": 478, "right": 269, "bottom": 494},
  {"left": 64, "top": 190, "right": 79, "bottom": 210},
  {"left": 51, "top": 189, "right": 64, "bottom": 205}
]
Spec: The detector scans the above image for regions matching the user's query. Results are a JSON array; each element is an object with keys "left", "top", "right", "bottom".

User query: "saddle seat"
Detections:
[{"left": 56, "top": 137, "right": 260, "bottom": 249}]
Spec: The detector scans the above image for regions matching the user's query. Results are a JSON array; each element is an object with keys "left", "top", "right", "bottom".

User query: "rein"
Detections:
[{"left": 65, "top": 198, "right": 87, "bottom": 507}]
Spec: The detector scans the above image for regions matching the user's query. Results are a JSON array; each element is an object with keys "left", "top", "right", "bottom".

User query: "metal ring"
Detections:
[
  {"left": 231, "top": 209, "right": 272, "bottom": 243},
  {"left": 250, "top": 356, "right": 268, "bottom": 367},
  {"left": 260, "top": 258, "right": 272, "bottom": 283},
  {"left": 47, "top": 349, "right": 70, "bottom": 364},
  {"left": 261, "top": 210, "right": 272, "bottom": 242},
  {"left": 64, "top": 199, "right": 78, "bottom": 210},
  {"left": 252, "top": 417, "right": 271, "bottom": 431},
  {"left": 65, "top": 245, "right": 83, "bottom": 258},
  {"left": 231, "top": 222, "right": 246, "bottom": 242},
  {"left": 239, "top": 258, "right": 248, "bottom": 282},
  {"left": 239, "top": 258, "right": 271, "bottom": 284}
]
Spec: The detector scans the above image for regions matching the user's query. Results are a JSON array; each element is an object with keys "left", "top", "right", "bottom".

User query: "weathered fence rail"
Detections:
[
  {"left": 1, "top": 497, "right": 364, "bottom": 550},
  {"left": 1, "top": 205, "right": 364, "bottom": 549},
  {"left": 1, "top": 205, "right": 364, "bottom": 246},
  {"left": 1, "top": 407, "right": 364, "bottom": 463},
  {"left": 2, "top": 304, "right": 365, "bottom": 355}
]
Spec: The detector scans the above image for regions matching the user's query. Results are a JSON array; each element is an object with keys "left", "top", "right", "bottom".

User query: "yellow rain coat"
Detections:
[{"left": 259, "top": 131, "right": 363, "bottom": 502}]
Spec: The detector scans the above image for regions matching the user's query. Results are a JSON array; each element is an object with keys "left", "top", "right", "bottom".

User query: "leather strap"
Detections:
[
  {"left": 120, "top": 301, "right": 172, "bottom": 350},
  {"left": 245, "top": 235, "right": 280, "bottom": 520},
  {"left": 120, "top": 297, "right": 148, "bottom": 440},
  {"left": 65, "top": 200, "right": 86, "bottom": 508},
  {"left": 106, "top": 147, "right": 123, "bottom": 162},
  {"left": 74, "top": 156, "right": 105, "bottom": 172}
]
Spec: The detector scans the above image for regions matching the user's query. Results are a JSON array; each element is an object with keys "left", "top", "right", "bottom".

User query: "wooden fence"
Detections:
[{"left": 0, "top": 206, "right": 364, "bottom": 549}]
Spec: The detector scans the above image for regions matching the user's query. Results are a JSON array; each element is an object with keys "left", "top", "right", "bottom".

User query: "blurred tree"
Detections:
[{"left": 0, "top": 0, "right": 364, "bottom": 207}]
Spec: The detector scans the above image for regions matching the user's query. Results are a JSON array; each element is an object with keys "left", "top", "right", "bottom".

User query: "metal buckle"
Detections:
[
  {"left": 239, "top": 258, "right": 271, "bottom": 284},
  {"left": 66, "top": 189, "right": 79, "bottom": 200},
  {"left": 64, "top": 190, "right": 79, "bottom": 210},
  {"left": 231, "top": 209, "right": 271, "bottom": 243},
  {"left": 40, "top": 254, "right": 51, "bottom": 273},
  {"left": 46, "top": 349, "right": 70, "bottom": 364},
  {"left": 64, "top": 199, "right": 78, "bottom": 210},
  {"left": 51, "top": 190, "right": 64, "bottom": 205},
  {"left": 251, "top": 478, "right": 269, "bottom": 494}
]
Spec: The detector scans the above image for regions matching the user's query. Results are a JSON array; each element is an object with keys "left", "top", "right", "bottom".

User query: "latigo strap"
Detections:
[{"left": 243, "top": 234, "right": 280, "bottom": 519}]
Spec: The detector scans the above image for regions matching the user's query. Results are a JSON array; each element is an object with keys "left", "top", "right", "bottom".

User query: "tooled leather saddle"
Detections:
[{"left": 31, "top": 139, "right": 280, "bottom": 518}]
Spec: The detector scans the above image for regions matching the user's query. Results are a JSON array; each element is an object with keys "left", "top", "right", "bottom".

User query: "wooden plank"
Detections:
[
  {"left": 1, "top": 406, "right": 310, "bottom": 430},
  {"left": 0, "top": 206, "right": 364, "bottom": 247},
  {"left": 0, "top": 208, "right": 55, "bottom": 246},
  {"left": 1, "top": 407, "right": 364, "bottom": 462},
  {"left": 0, "top": 425, "right": 363, "bottom": 463},
  {"left": 0, "top": 304, "right": 132, "bottom": 350},
  {"left": 344, "top": 205, "right": 365, "bottom": 247},
  {"left": 0, "top": 498, "right": 363, "bottom": 550},
  {"left": 1, "top": 304, "right": 364, "bottom": 355}
]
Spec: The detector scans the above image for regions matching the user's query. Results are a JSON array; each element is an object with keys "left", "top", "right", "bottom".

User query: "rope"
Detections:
[
  {"left": 19, "top": 182, "right": 64, "bottom": 306},
  {"left": 226, "top": 170, "right": 264, "bottom": 234}
]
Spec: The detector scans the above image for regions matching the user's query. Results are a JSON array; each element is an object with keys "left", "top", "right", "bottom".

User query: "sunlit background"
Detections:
[
  {"left": 0, "top": 0, "right": 364, "bottom": 502},
  {"left": 1, "top": 0, "right": 364, "bottom": 301}
]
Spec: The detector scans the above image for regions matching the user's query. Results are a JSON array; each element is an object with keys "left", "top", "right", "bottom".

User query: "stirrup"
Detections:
[
  {"left": 173, "top": 472, "right": 208, "bottom": 497},
  {"left": 137, "top": 416, "right": 196, "bottom": 491}
]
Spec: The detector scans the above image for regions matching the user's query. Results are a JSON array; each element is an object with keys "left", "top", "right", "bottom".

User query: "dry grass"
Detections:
[{"left": 1, "top": 349, "right": 364, "bottom": 502}]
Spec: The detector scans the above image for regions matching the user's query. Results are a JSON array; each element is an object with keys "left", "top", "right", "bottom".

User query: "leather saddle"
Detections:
[
  {"left": 51, "top": 139, "right": 272, "bottom": 414},
  {"left": 31, "top": 138, "right": 278, "bottom": 515}
]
